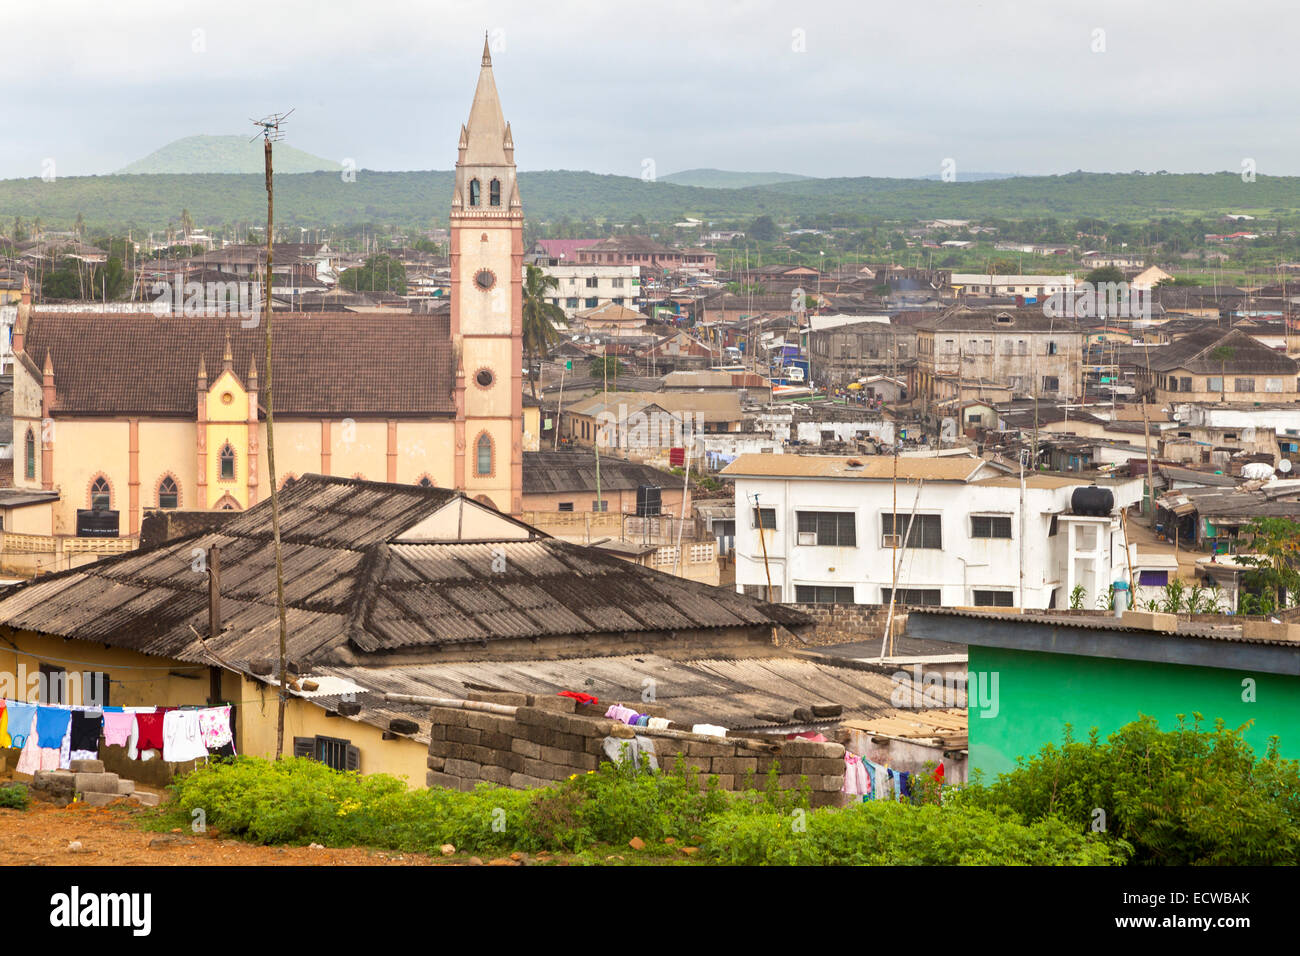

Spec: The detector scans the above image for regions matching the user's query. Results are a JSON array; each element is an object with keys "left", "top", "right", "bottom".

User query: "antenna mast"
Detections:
[{"left": 252, "top": 108, "right": 293, "bottom": 760}]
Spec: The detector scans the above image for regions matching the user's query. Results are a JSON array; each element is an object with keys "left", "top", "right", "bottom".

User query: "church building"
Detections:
[{"left": 8, "top": 40, "right": 524, "bottom": 542}]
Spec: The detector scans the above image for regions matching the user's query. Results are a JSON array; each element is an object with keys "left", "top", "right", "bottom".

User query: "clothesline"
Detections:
[{"left": 1, "top": 697, "right": 236, "bottom": 773}]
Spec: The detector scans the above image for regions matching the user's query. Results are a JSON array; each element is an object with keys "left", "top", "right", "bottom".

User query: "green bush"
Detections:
[
  {"left": 0, "top": 783, "right": 29, "bottom": 811},
  {"left": 957, "top": 715, "right": 1300, "bottom": 865},
  {"left": 702, "top": 801, "right": 1126, "bottom": 866}
]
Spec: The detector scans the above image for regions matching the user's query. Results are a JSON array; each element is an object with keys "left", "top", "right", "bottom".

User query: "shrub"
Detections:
[
  {"left": 701, "top": 801, "right": 1125, "bottom": 866},
  {"left": 0, "top": 783, "right": 29, "bottom": 811},
  {"left": 957, "top": 715, "right": 1300, "bottom": 865}
]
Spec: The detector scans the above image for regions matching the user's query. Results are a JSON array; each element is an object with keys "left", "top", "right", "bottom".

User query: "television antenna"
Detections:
[{"left": 250, "top": 109, "right": 294, "bottom": 143}]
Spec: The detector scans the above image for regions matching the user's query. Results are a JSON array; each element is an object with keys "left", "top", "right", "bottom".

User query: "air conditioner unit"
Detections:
[
  {"left": 797, "top": 532, "right": 817, "bottom": 546},
  {"left": 882, "top": 534, "right": 902, "bottom": 548}
]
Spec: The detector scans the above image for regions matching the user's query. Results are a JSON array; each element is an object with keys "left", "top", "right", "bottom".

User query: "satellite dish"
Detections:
[{"left": 1281, "top": 459, "right": 1293, "bottom": 474}]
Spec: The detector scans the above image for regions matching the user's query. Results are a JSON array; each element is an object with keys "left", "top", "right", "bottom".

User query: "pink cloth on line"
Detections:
[{"left": 102, "top": 712, "right": 135, "bottom": 747}]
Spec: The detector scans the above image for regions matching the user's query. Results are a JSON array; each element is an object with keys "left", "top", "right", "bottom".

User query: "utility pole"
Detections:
[{"left": 253, "top": 109, "right": 294, "bottom": 759}]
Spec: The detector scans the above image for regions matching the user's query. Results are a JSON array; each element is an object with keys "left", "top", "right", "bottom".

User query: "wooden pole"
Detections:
[{"left": 262, "top": 137, "right": 291, "bottom": 760}]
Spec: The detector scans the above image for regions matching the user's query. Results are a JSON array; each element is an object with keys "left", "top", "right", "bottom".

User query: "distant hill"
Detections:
[
  {"left": 661, "top": 168, "right": 814, "bottom": 188},
  {"left": 914, "top": 171, "right": 1019, "bottom": 182},
  {"left": 118, "top": 135, "right": 343, "bottom": 175},
  {"left": 1, "top": 169, "right": 1297, "bottom": 231}
]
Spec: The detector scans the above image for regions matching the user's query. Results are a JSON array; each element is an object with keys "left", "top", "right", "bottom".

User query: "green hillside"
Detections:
[
  {"left": 660, "top": 168, "right": 814, "bottom": 188},
  {"left": 118, "top": 135, "right": 343, "bottom": 175},
  {"left": 2, "top": 169, "right": 1297, "bottom": 232}
]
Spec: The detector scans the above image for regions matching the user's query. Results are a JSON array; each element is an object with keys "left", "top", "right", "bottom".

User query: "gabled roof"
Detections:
[
  {"left": 523, "top": 451, "right": 680, "bottom": 494},
  {"left": 0, "top": 474, "right": 805, "bottom": 667},
  {"left": 1144, "top": 326, "right": 1298, "bottom": 375},
  {"left": 23, "top": 312, "right": 456, "bottom": 417}
]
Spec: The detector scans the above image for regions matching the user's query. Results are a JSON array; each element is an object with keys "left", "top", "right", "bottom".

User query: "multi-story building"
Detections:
[
  {"left": 539, "top": 263, "right": 640, "bottom": 319},
  {"left": 950, "top": 273, "right": 1075, "bottom": 298},
  {"left": 1136, "top": 327, "right": 1300, "bottom": 405},
  {"left": 722, "top": 453, "right": 1141, "bottom": 611},
  {"left": 914, "top": 307, "right": 1085, "bottom": 403},
  {"left": 808, "top": 318, "right": 916, "bottom": 387}
]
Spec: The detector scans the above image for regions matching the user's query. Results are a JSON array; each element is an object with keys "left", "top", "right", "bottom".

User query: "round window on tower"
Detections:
[
  {"left": 474, "top": 268, "right": 496, "bottom": 290},
  {"left": 475, "top": 368, "right": 495, "bottom": 389}
]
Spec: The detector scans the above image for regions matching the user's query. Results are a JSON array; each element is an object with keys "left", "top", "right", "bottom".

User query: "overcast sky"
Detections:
[{"left": 2, "top": 0, "right": 1295, "bottom": 181}]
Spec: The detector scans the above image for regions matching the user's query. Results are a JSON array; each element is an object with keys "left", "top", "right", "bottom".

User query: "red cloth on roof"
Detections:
[{"left": 558, "top": 691, "right": 598, "bottom": 706}]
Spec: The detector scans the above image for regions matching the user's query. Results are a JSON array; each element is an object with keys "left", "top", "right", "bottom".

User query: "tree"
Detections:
[
  {"left": 338, "top": 253, "right": 406, "bottom": 294},
  {"left": 588, "top": 354, "right": 620, "bottom": 382},
  {"left": 1209, "top": 344, "right": 1236, "bottom": 401},
  {"left": 748, "top": 215, "right": 778, "bottom": 242},
  {"left": 1084, "top": 265, "right": 1125, "bottom": 285},
  {"left": 522, "top": 265, "right": 564, "bottom": 399},
  {"left": 180, "top": 208, "right": 195, "bottom": 239},
  {"left": 1237, "top": 517, "right": 1300, "bottom": 613}
]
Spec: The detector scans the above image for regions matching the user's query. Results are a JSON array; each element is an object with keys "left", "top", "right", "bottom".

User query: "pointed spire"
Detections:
[
  {"left": 42, "top": 350, "right": 53, "bottom": 377},
  {"left": 247, "top": 353, "right": 258, "bottom": 385},
  {"left": 482, "top": 31, "right": 492, "bottom": 67},
  {"left": 222, "top": 331, "right": 233, "bottom": 372},
  {"left": 197, "top": 354, "right": 208, "bottom": 384},
  {"left": 462, "top": 36, "right": 508, "bottom": 166}
]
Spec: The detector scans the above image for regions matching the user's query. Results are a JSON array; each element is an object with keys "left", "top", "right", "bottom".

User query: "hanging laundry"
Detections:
[
  {"left": 896, "top": 770, "right": 912, "bottom": 802},
  {"left": 35, "top": 706, "right": 73, "bottom": 749},
  {"left": 0, "top": 698, "right": 7, "bottom": 748},
  {"left": 691, "top": 724, "right": 727, "bottom": 737},
  {"left": 646, "top": 717, "right": 670, "bottom": 731},
  {"left": 134, "top": 710, "right": 168, "bottom": 756},
  {"left": 197, "top": 706, "right": 234, "bottom": 750},
  {"left": 162, "top": 709, "right": 209, "bottom": 763},
  {"left": 70, "top": 712, "right": 104, "bottom": 756},
  {"left": 558, "top": 691, "right": 598, "bottom": 706},
  {"left": 12, "top": 721, "right": 42, "bottom": 775},
  {"left": 841, "top": 753, "right": 872, "bottom": 796},
  {"left": 6, "top": 701, "right": 38, "bottom": 749},
  {"left": 102, "top": 711, "right": 136, "bottom": 748}
]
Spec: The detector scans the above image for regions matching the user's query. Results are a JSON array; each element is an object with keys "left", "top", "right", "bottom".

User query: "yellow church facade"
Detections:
[{"left": 7, "top": 41, "right": 525, "bottom": 541}]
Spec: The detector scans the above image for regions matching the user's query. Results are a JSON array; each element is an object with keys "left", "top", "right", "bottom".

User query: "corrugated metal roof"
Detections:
[
  {"left": 911, "top": 607, "right": 1298, "bottom": 646},
  {"left": 315, "top": 652, "right": 920, "bottom": 732},
  {"left": 0, "top": 474, "right": 808, "bottom": 665}
]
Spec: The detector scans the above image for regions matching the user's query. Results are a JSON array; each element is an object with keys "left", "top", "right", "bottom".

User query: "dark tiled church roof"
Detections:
[{"left": 25, "top": 312, "right": 456, "bottom": 418}]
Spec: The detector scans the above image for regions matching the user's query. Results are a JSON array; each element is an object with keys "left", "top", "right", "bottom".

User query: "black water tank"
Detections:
[
  {"left": 636, "top": 485, "right": 662, "bottom": 517},
  {"left": 1071, "top": 486, "right": 1114, "bottom": 516},
  {"left": 76, "top": 509, "right": 120, "bottom": 537}
]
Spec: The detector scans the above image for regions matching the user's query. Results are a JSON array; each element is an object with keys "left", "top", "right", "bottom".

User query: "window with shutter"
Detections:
[
  {"left": 292, "top": 737, "right": 315, "bottom": 758},
  {"left": 345, "top": 745, "right": 361, "bottom": 772}
]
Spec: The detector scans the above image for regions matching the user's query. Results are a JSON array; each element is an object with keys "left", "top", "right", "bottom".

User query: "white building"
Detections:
[
  {"left": 722, "top": 453, "right": 1141, "bottom": 610},
  {"left": 951, "top": 273, "right": 1075, "bottom": 298},
  {"left": 541, "top": 263, "right": 640, "bottom": 319}
]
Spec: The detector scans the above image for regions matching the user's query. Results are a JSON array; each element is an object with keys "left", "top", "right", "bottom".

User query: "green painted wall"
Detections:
[{"left": 968, "top": 645, "right": 1300, "bottom": 778}]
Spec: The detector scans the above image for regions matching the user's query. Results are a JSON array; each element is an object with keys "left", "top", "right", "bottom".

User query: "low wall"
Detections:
[
  {"left": 783, "top": 602, "right": 907, "bottom": 647},
  {"left": 425, "top": 694, "right": 851, "bottom": 807}
]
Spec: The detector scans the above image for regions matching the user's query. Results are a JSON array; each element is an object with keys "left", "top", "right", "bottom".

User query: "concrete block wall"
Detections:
[
  {"left": 425, "top": 694, "right": 851, "bottom": 807},
  {"left": 784, "top": 602, "right": 907, "bottom": 647}
]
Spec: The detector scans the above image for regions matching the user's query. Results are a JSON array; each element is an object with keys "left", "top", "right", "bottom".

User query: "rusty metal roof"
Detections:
[
  {"left": 313, "top": 652, "right": 912, "bottom": 732},
  {"left": 0, "top": 474, "right": 807, "bottom": 667}
]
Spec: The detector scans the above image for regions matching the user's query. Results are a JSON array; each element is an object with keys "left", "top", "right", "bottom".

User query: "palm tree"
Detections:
[{"left": 522, "top": 264, "right": 564, "bottom": 399}]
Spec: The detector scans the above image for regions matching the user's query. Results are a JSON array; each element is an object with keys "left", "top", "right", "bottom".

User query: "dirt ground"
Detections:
[{"left": 0, "top": 799, "right": 437, "bottom": 866}]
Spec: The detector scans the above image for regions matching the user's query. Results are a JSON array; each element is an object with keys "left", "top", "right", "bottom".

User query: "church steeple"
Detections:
[{"left": 454, "top": 33, "right": 519, "bottom": 215}]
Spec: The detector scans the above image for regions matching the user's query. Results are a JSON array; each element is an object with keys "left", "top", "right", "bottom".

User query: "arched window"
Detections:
[
  {"left": 24, "top": 427, "right": 35, "bottom": 480},
  {"left": 489, "top": 178, "right": 501, "bottom": 206},
  {"left": 475, "top": 433, "right": 493, "bottom": 477},
  {"left": 158, "top": 476, "right": 179, "bottom": 509},
  {"left": 469, "top": 178, "right": 481, "bottom": 207},
  {"left": 90, "top": 476, "right": 111, "bottom": 511},
  {"left": 218, "top": 443, "right": 236, "bottom": 480}
]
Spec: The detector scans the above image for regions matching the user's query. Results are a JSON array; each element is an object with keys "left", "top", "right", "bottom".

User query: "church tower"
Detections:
[{"left": 450, "top": 35, "right": 523, "bottom": 514}]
